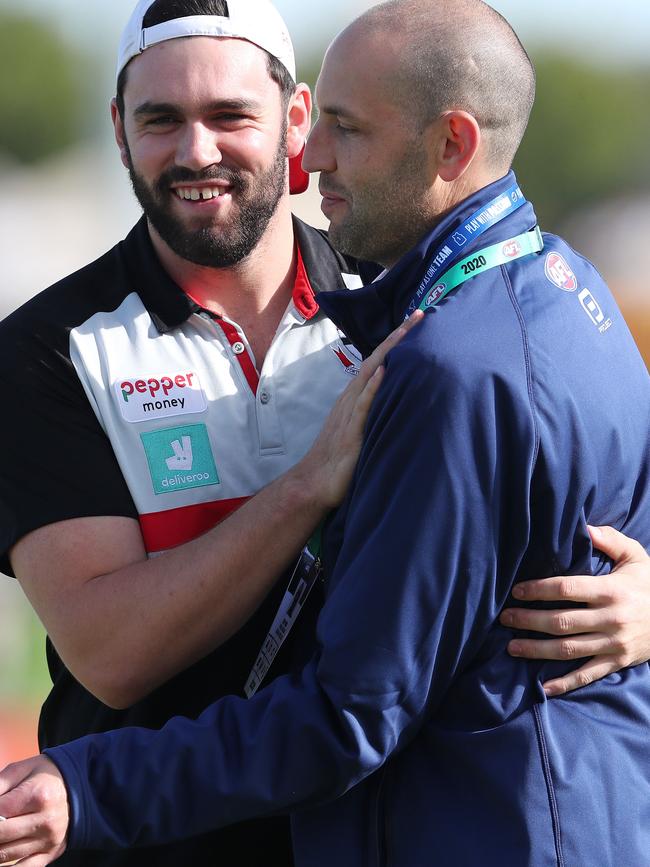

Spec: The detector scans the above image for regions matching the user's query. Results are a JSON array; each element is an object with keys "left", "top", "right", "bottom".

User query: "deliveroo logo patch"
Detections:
[{"left": 141, "top": 424, "right": 219, "bottom": 495}]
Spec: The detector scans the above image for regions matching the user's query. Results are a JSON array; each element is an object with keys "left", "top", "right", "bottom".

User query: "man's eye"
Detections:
[
  {"left": 214, "top": 113, "right": 248, "bottom": 124},
  {"left": 147, "top": 116, "right": 178, "bottom": 126}
]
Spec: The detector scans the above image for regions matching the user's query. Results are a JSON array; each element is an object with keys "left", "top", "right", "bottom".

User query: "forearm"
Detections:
[
  {"left": 101, "top": 465, "right": 326, "bottom": 700},
  {"left": 45, "top": 660, "right": 383, "bottom": 851},
  {"left": 21, "top": 462, "right": 328, "bottom": 708}
]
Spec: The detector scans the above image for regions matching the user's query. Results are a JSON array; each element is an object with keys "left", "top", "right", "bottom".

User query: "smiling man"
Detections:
[
  {"left": 0, "top": 1, "right": 648, "bottom": 866},
  {"left": 117, "top": 35, "right": 293, "bottom": 273}
]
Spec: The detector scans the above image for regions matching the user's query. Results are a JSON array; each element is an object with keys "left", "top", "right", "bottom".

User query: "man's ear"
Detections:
[
  {"left": 427, "top": 110, "right": 481, "bottom": 182},
  {"left": 286, "top": 83, "right": 312, "bottom": 159},
  {"left": 111, "top": 98, "right": 130, "bottom": 170},
  {"left": 286, "top": 84, "right": 312, "bottom": 193}
]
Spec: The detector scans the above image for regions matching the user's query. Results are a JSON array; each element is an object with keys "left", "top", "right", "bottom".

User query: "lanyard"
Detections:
[
  {"left": 412, "top": 227, "right": 544, "bottom": 313},
  {"left": 244, "top": 527, "right": 323, "bottom": 698},
  {"left": 408, "top": 182, "right": 527, "bottom": 314}
]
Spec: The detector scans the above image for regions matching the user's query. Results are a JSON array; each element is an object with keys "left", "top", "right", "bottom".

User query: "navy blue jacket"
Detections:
[{"left": 47, "top": 173, "right": 650, "bottom": 866}]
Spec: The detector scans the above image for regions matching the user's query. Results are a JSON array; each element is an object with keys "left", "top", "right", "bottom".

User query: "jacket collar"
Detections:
[{"left": 317, "top": 172, "right": 537, "bottom": 357}]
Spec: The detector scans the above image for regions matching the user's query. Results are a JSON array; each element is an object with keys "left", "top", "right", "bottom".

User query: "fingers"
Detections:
[
  {"left": 298, "top": 312, "right": 424, "bottom": 510},
  {"left": 542, "top": 656, "right": 621, "bottom": 697},
  {"left": 0, "top": 758, "right": 68, "bottom": 867},
  {"left": 510, "top": 529, "right": 649, "bottom": 605},
  {"left": 317, "top": 312, "right": 422, "bottom": 442},
  {"left": 500, "top": 605, "right": 609, "bottom": 636},
  {"left": 321, "top": 361, "right": 383, "bottom": 437},
  {"left": 507, "top": 633, "right": 615, "bottom": 661},
  {"left": 0, "top": 827, "right": 47, "bottom": 865},
  {"left": 0, "top": 813, "right": 49, "bottom": 865},
  {"left": 589, "top": 525, "right": 648, "bottom": 565},
  {"left": 12, "top": 858, "right": 56, "bottom": 867},
  {"left": 351, "top": 367, "right": 384, "bottom": 421},
  {"left": 359, "top": 310, "right": 423, "bottom": 380},
  {"left": 0, "top": 812, "right": 51, "bottom": 845},
  {"left": 399, "top": 309, "right": 425, "bottom": 334},
  {"left": 5, "top": 853, "right": 62, "bottom": 867},
  {"left": 508, "top": 575, "right": 611, "bottom": 605}
]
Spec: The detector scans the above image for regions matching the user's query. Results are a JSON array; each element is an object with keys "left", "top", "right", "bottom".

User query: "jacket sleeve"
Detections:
[{"left": 45, "top": 339, "right": 537, "bottom": 850}]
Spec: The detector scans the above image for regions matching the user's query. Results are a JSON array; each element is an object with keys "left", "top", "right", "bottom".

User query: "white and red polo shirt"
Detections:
[{"left": 0, "top": 216, "right": 363, "bottom": 566}]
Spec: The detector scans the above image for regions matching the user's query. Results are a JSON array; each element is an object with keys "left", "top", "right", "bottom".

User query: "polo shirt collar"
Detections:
[
  {"left": 118, "top": 215, "right": 356, "bottom": 332},
  {"left": 119, "top": 216, "right": 199, "bottom": 334}
]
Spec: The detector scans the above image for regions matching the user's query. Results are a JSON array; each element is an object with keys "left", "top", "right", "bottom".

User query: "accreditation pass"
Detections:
[{"left": 244, "top": 546, "right": 322, "bottom": 698}]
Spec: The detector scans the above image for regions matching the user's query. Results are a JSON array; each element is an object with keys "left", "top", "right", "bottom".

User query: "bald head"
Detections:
[{"left": 344, "top": 0, "right": 535, "bottom": 173}]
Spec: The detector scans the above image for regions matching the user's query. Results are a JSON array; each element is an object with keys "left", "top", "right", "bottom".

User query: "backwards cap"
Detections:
[
  {"left": 116, "top": 0, "right": 309, "bottom": 194},
  {"left": 117, "top": 0, "right": 296, "bottom": 83}
]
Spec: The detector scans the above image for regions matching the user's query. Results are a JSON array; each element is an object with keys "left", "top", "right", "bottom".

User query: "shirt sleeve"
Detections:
[
  {"left": 45, "top": 338, "right": 537, "bottom": 850},
  {"left": 0, "top": 312, "right": 138, "bottom": 576}
]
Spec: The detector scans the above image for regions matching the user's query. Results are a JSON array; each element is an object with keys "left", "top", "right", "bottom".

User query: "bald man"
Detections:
[{"left": 1, "top": 2, "right": 649, "bottom": 865}]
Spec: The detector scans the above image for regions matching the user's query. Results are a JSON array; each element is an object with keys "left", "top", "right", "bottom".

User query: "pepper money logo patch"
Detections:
[
  {"left": 141, "top": 424, "right": 219, "bottom": 495},
  {"left": 115, "top": 371, "right": 207, "bottom": 423}
]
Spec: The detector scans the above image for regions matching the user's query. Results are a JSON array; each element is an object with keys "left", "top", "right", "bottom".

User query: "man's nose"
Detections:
[
  {"left": 303, "top": 121, "right": 336, "bottom": 174},
  {"left": 176, "top": 123, "right": 222, "bottom": 171}
]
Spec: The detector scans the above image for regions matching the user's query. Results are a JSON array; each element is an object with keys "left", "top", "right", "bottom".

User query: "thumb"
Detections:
[{"left": 588, "top": 525, "right": 647, "bottom": 565}]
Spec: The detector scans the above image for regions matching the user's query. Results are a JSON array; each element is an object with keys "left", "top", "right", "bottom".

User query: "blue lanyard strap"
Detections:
[
  {"left": 409, "top": 182, "right": 527, "bottom": 313},
  {"left": 414, "top": 227, "right": 544, "bottom": 313}
]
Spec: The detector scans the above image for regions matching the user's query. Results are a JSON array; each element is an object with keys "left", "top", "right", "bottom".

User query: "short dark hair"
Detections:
[
  {"left": 361, "top": 0, "right": 536, "bottom": 172},
  {"left": 115, "top": 0, "right": 295, "bottom": 118}
]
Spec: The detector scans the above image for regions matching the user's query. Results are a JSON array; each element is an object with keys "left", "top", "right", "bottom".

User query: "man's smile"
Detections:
[{"left": 172, "top": 184, "right": 233, "bottom": 201}]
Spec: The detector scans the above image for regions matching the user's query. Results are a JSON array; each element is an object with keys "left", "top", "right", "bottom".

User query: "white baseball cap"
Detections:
[
  {"left": 117, "top": 0, "right": 297, "bottom": 83},
  {"left": 116, "top": 0, "right": 309, "bottom": 194}
]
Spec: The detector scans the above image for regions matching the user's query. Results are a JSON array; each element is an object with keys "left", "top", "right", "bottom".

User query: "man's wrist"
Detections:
[{"left": 282, "top": 454, "right": 333, "bottom": 515}]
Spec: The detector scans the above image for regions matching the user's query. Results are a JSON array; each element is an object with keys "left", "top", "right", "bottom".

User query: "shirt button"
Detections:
[
  {"left": 259, "top": 390, "right": 271, "bottom": 405},
  {"left": 232, "top": 341, "right": 246, "bottom": 355}
]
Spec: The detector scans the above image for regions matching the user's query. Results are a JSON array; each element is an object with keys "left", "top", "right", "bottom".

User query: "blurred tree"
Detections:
[
  {"left": 512, "top": 55, "right": 650, "bottom": 231},
  {"left": 0, "top": 12, "right": 88, "bottom": 164}
]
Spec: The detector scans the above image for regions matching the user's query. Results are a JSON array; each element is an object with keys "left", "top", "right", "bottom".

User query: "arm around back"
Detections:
[{"left": 42, "top": 333, "right": 536, "bottom": 849}]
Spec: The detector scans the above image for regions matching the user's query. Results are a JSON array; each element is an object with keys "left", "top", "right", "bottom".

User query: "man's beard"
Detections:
[
  {"left": 326, "top": 142, "right": 430, "bottom": 268},
  {"left": 125, "top": 129, "right": 288, "bottom": 269}
]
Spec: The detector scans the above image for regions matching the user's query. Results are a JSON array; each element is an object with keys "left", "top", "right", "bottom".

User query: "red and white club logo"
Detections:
[
  {"left": 333, "top": 344, "right": 361, "bottom": 376},
  {"left": 502, "top": 240, "right": 522, "bottom": 258},
  {"left": 545, "top": 252, "right": 578, "bottom": 292}
]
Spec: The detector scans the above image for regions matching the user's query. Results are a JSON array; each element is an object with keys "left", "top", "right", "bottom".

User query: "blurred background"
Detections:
[{"left": 0, "top": 1, "right": 648, "bottom": 761}]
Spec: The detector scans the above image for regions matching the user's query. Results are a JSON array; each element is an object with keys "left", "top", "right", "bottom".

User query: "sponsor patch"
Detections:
[
  {"left": 141, "top": 424, "right": 219, "bottom": 495},
  {"left": 578, "top": 288, "right": 612, "bottom": 333},
  {"left": 116, "top": 371, "right": 207, "bottom": 423},
  {"left": 545, "top": 252, "right": 578, "bottom": 292}
]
